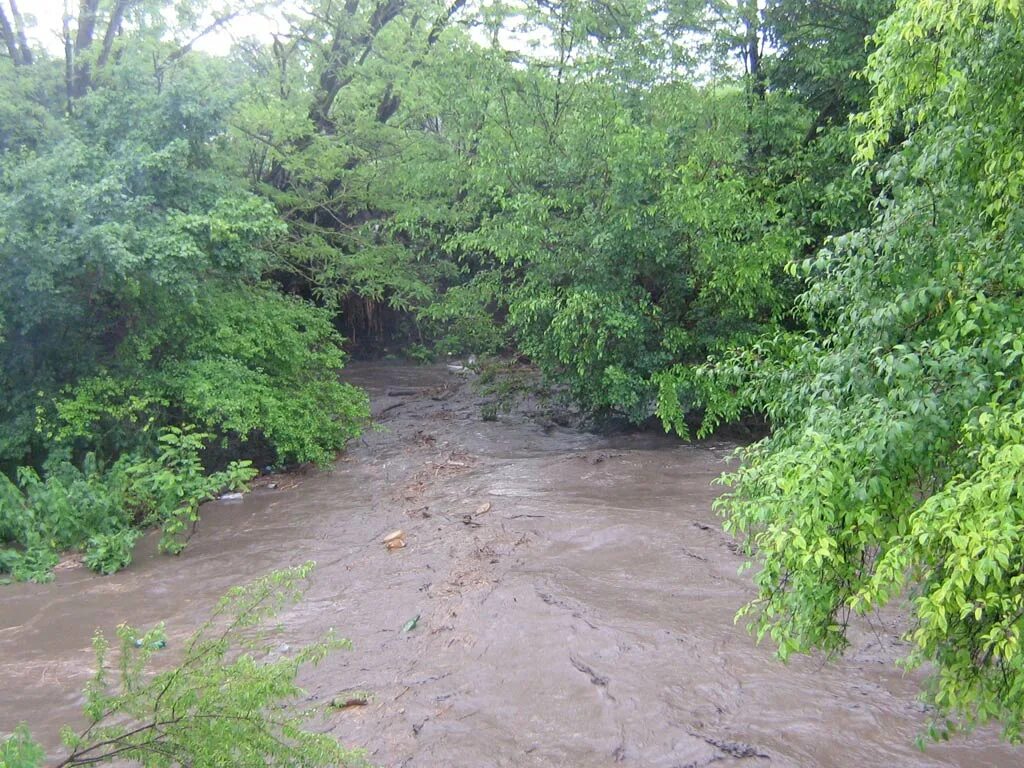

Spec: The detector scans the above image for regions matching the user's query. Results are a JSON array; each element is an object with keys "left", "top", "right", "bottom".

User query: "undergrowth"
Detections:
[{"left": 0, "top": 426, "right": 255, "bottom": 583}]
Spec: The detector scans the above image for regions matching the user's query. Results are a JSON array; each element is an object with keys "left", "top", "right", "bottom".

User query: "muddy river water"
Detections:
[{"left": 2, "top": 363, "right": 1022, "bottom": 767}]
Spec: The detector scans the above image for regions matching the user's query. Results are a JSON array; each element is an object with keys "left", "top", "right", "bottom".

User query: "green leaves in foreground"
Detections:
[
  {"left": 0, "top": 726, "right": 44, "bottom": 768},
  {"left": 1, "top": 563, "right": 367, "bottom": 768},
  {"left": 860, "top": 407, "right": 1024, "bottom": 739}
]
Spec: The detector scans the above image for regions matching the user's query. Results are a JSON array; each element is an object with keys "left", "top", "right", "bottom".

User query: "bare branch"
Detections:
[{"left": 159, "top": 9, "right": 245, "bottom": 72}]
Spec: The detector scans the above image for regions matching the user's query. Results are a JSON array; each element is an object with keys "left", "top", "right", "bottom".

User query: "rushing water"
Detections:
[{"left": 2, "top": 363, "right": 1021, "bottom": 767}]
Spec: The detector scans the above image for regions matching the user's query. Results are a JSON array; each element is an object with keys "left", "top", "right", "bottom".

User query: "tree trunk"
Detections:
[
  {"left": 8, "top": 0, "right": 31, "bottom": 63},
  {"left": 97, "top": 0, "right": 131, "bottom": 69},
  {"left": 1, "top": 0, "right": 33, "bottom": 65},
  {"left": 742, "top": 0, "right": 764, "bottom": 100},
  {"left": 63, "top": 7, "right": 74, "bottom": 114},
  {"left": 70, "top": 0, "right": 100, "bottom": 97},
  {"left": 310, "top": 0, "right": 406, "bottom": 131},
  {"left": 0, "top": 4, "right": 21, "bottom": 63}
]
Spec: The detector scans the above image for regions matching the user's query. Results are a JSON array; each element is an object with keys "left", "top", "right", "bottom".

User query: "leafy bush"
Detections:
[
  {"left": 696, "top": 0, "right": 1024, "bottom": 741},
  {"left": 418, "top": 271, "right": 509, "bottom": 357},
  {"left": 13, "top": 456, "right": 132, "bottom": 550},
  {"left": 0, "top": 427, "right": 256, "bottom": 582},
  {"left": 0, "top": 725, "right": 44, "bottom": 768},
  {"left": 443, "top": 79, "right": 806, "bottom": 425},
  {"left": 0, "top": 454, "right": 133, "bottom": 582},
  {"left": 0, "top": 39, "right": 367, "bottom": 475},
  {"left": 126, "top": 426, "right": 256, "bottom": 555},
  {"left": 84, "top": 529, "right": 143, "bottom": 576},
  {"left": 510, "top": 288, "right": 666, "bottom": 422},
  {"left": 1, "top": 564, "right": 368, "bottom": 768},
  {"left": 48, "top": 286, "right": 369, "bottom": 468},
  {"left": 0, "top": 545, "right": 59, "bottom": 585}
]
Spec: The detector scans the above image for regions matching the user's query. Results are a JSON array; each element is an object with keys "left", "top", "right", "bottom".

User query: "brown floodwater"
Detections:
[{"left": 1, "top": 363, "right": 1021, "bottom": 767}]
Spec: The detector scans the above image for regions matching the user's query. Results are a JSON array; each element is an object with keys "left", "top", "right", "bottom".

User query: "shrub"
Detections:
[
  {"left": 124, "top": 426, "right": 256, "bottom": 555},
  {"left": 84, "top": 529, "right": 143, "bottom": 576},
  {"left": 0, "top": 427, "right": 256, "bottom": 582}
]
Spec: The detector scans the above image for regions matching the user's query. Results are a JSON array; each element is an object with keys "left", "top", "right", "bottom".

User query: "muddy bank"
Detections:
[{"left": 1, "top": 362, "right": 1021, "bottom": 767}]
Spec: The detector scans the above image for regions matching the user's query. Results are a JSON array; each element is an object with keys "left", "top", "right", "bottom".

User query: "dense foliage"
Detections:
[
  {"left": 0, "top": 22, "right": 367, "bottom": 472},
  {"left": 2, "top": 0, "right": 1024, "bottom": 746},
  {"left": 0, "top": 0, "right": 368, "bottom": 580},
  {"left": 686, "top": 0, "right": 1024, "bottom": 742},
  {"left": 0, "top": 427, "right": 254, "bottom": 581}
]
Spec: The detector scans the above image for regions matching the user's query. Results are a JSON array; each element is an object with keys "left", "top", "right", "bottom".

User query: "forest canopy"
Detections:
[{"left": 2, "top": 0, "right": 1023, "bottom": 743}]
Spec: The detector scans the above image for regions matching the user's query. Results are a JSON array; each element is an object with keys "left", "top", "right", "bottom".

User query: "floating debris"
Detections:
[{"left": 330, "top": 691, "right": 372, "bottom": 709}]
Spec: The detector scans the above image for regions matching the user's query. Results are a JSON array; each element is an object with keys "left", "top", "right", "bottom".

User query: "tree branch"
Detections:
[
  {"left": 0, "top": 4, "right": 21, "bottom": 64},
  {"left": 311, "top": 0, "right": 406, "bottom": 131},
  {"left": 96, "top": 0, "right": 132, "bottom": 69},
  {"left": 6, "top": 0, "right": 33, "bottom": 64},
  {"left": 158, "top": 8, "right": 244, "bottom": 72},
  {"left": 426, "top": 0, "right": 467, "bottom": 47}
]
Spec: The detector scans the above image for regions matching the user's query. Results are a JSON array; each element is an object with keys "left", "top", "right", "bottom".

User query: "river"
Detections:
[{"left": 1, "top": 363, "right": 1020, "bottom": 767}]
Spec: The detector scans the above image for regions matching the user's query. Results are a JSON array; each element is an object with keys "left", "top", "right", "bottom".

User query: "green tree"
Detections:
[
  {"left": 0, "top": 2, "right": 367, "bottom": 472},
  {"left": 228, "top": 0, "right": 473, "bottom": 349},
  {"left": 428, "top": 0, "right": 812, "bottom": 422},
  {"left": 0, "top": 2, "right": 367, "bottom": 577},
  {"left": 702, "top": 0, "right": 1024, "bottom": 741}
]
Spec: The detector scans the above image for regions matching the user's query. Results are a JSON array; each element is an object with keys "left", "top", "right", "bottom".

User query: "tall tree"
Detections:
[
  {"left": 0, "top": 0, "right": 33, "bottom": 65},
  {"left": 230, "top": 0, "right": 473, "bottom": 345},
  {"left": 706, "top": 0, "right": 1024, "bottom": 741},
  {"left": 0, "top": 1, "right": 368, "bottom": 473}
]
